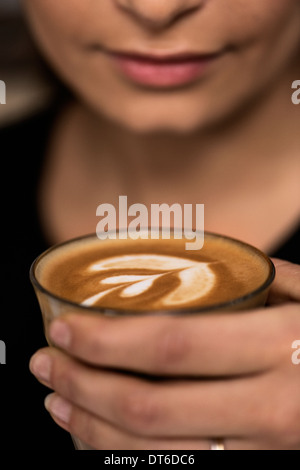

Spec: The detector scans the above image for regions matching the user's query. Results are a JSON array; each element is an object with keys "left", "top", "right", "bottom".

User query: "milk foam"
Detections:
[
  {"left": 37, "top": 234, "right": 272, "bottom": 312},
  {"left": 81, "top": 254, "right": 215, "bottom": 308}
]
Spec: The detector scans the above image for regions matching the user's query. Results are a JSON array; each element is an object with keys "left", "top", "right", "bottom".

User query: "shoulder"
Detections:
[
  {"left": 0, "top": 104, "right": 61, "bottom": 252},
  {"left": 0, "top": 101, "right": 64, "bottom": 207},
  {"left": 0, "top": 104, "right": 58, "bottom": 158}
]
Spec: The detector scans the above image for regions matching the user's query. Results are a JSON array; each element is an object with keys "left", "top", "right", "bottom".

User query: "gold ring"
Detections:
[{"left": 210, "top": 439, "right": 226, "bottom": 450}]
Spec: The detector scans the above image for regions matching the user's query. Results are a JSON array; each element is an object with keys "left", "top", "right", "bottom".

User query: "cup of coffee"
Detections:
[{"left": 30, "top": 230, "right": 275, "bottom": 449}]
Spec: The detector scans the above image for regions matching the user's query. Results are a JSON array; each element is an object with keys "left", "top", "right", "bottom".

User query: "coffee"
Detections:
[{"left": 33, "top": 233, "right": 274, "bottom": 312}]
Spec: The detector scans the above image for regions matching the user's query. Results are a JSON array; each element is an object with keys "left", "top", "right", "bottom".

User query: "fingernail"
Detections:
[
  {"left": 49, "top": 320, "right": 71, "bottom": 349},
  {"left": 30, "top": 353, "right": 52, "bottom": 383},
  {"left": 45, "top": 394, "right": 72, "bottom": 424}
]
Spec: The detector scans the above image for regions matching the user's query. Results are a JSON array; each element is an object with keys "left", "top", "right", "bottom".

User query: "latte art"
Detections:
[
  {"left": 35, "top": 234, "right": 272, "bottom": 312},
  {"left": 81, "top": 255, "right": 215, "bottom": 308}
]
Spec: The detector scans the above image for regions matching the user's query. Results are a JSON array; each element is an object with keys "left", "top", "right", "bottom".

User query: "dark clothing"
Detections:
[
  {"left": 0, "top": 106, "right": 299, "bottom": 449},
  {"left": 0, "top": 106, "right": 74, "bottom": 449}
]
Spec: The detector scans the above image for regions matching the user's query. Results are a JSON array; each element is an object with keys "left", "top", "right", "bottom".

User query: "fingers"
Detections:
[
  {"left": 47, "top": 303, "right": 300, "bottom": 376},
  {"left": 29, "top": 347, "right": 300, "bottom": 441},
  {"left": 43, "top": 395, "right": 300, "bottom": 451},
  {"left": 44, "top": 393, "right": 211, "bottom": 450},
  {"left": 269, "top": 259, "right": 300, "bottom": 304}
]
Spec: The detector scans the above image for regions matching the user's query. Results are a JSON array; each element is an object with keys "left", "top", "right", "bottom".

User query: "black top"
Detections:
[{"left": 0, "top": 105, "right": 299, "bottom": 450}]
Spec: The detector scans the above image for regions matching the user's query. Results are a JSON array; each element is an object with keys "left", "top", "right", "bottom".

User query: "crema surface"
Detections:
[{"left": 36, "top": 235, "right": 270, "bottom": 311}]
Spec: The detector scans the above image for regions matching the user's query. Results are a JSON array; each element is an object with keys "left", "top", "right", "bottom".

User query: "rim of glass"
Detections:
[{"left": 30, "top": 230, "right": 276, "bottom": 316}]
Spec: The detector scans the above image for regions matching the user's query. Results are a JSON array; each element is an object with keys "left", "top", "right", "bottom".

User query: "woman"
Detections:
[{"left": 2, "top": 0, "right": 299, "bottom": 449}]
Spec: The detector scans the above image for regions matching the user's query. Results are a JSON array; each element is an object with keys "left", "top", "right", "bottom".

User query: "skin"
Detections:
[
  {"left": 23, "top": 0, "right": 300, "bottom": 449},
  {"left": 23, "top": 0, "right": 300, "bottom": 248},
  {"left": 22, "top": 0, "right": 300, "bottom": 132}
]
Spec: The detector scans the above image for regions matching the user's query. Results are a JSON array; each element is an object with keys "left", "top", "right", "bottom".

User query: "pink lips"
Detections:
[{"left": 110, "top": 52, "right": 220, "bottom": 88}]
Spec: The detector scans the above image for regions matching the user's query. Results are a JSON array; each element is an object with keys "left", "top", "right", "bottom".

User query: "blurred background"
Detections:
[{"left": 0, "top": 0, "right": 55, "bottom": 127}]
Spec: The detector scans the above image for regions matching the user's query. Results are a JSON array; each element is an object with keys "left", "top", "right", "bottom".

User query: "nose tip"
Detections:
[{"left": 115, "top": 0, "right": 203, "bottom": 29}]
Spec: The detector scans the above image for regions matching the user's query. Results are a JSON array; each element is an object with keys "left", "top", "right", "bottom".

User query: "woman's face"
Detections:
[{"left": 23, "top": 0, "right": 300, "bottom": 133}]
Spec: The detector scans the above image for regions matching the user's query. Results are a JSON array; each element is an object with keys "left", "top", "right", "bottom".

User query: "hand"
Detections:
[{"left": 29, "top": 259, "right": 300, "bottom": 450}]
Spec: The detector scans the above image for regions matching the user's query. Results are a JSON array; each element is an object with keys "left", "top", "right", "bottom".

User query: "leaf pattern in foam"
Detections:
[{"left": 81, "top": 255, "right": 215, "bottom": 308}]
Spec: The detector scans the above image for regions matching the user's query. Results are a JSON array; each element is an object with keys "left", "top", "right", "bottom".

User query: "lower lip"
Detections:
[{"left": 111, "top": 54, "right": 218, "bottom": 88}]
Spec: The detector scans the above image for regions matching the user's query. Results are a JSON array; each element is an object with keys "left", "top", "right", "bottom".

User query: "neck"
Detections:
[{"left": 41, "top": 62, "right": 300, "bottom": 248}]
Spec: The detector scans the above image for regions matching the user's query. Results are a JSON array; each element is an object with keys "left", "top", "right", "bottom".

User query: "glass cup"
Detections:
[{"left": 30, "top": 231, "right": 276, "bottom": 450}]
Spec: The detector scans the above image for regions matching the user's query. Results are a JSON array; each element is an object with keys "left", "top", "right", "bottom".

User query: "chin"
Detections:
[
  {"left": 78, "top": 81, "right": 220, "bottom": 135},
  {"left": 115, "top": 115, "right": 204, "bottom": 135},
  {"left": 96, "top": 100, "right": 215, "bottom": 135}
]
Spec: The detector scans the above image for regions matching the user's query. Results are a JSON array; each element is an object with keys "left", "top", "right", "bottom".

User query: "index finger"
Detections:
[{"left": 48, "top": 302, "right": 300, "bottom": 377}]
